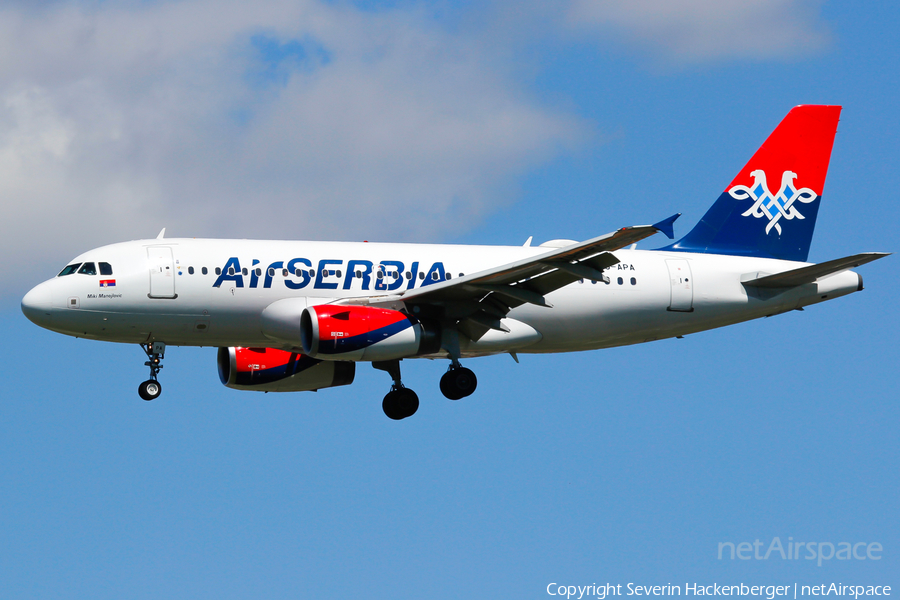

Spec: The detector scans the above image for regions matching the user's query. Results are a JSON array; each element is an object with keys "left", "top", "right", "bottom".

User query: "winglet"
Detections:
[
  {"left": 653, "top": 213, "right": 680, "bottom": 240},
  {"left": 156, "top": 228, "right": 166, "bottom": 239}
]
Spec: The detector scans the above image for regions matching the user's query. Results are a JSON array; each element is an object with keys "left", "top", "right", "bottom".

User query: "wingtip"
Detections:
[{"left": 652, "top": 213, "right": 681, "bottom": 240}]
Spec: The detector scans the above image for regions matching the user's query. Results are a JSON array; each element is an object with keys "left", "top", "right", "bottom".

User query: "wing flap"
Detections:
[{"left": 470, "top": 283, "right": 552, "bottom": 308}]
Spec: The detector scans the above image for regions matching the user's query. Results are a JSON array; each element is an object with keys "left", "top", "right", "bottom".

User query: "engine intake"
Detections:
[
  {"left": 217, "top": 346, "right": 355, "bottom": 392},
  {"left": 300, "top": 305, "right": 440, "bottom": 361}
]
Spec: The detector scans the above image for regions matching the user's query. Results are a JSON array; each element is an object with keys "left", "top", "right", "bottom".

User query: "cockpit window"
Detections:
[
  {"left": 58, "top": 263, "right": 82, "bottom": 277},
  {"left": 78, "top": 262, "right": 97, "bottom": 275},
  {"left": 99, "top": 262, "right": 113, "bottom": 276}
]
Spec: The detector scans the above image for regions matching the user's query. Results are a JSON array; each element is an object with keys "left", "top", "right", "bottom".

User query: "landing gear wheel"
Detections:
[
  {"left": 374, "top": 360, "right": 419, "bottom": 420},
  {"left": 382, "top": 388, "right": 419, "bottom": 420},
  {"left": 382, "top": 391, "right": 403, "bottom": 420},
  {"left": 139, "top": 342, "right": 166, "bottom": 401},
  {"left": 397, "top": 388, "right": 419, "bottom": 418},
  {"left": 440, "top": 367, "right": 477, "bottom": 400},
  {"left": 138, "top": 379, "right": 162, "bottom": 401}
]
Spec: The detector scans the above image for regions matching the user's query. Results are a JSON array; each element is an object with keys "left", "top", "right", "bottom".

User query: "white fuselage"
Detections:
[{"left": 22, "top": 237, "right": 862, "bottom": 357}]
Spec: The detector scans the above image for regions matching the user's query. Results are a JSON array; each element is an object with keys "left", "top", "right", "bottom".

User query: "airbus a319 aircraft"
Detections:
[{"left": 22, "top": 105, "right": 888, "bottom": 419}]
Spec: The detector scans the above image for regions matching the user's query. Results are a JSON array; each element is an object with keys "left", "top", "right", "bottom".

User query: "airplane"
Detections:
[{"left": 21, "top": 105, "right": 888, "bottom": 420}]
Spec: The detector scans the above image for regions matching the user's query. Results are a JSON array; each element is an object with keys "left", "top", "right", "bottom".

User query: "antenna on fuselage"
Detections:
[{"left": 156, "top": 228, "right": 166, "bottom": 239}]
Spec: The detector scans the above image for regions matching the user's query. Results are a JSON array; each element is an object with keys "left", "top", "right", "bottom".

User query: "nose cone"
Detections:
[{"left": 22, "top": 281, "right": 54, "bottom": 328}]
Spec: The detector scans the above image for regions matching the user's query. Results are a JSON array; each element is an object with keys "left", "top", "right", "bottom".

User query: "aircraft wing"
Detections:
[{"left": 341, "top": 214, "right": 680, "bottom": 340}]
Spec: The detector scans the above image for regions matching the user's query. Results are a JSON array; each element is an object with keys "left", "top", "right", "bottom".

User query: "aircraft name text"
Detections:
[{"left": 212, "top": 257, "right": 448, "bottom": 291}]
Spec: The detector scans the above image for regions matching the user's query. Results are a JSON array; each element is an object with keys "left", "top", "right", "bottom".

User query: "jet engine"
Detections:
[
  {"left": 217, "top": 346, "right": 355, "bottom": 392},
  {"left": 300, "top": 305, "right": 441, "bottom": 361}
]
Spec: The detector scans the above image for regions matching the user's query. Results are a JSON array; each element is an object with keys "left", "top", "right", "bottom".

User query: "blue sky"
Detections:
[{"left": 1, "top": 1, "right": 898, "bottom": 598}]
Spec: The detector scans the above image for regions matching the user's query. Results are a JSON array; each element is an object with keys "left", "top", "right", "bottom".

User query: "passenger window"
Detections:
[
  {"left": 215, "top": 267, "right": 221, "bottom": 275},
  {"left": 617, "top": 277, "right": 623, "bottom": 285},
  {"left": 431, "top": 272, "right": 439, "bottom": 281},
  {"left": 268, "top": 268, "right": 275, "bottom": 277},
  {"left": 255, "top": 268, "right": 261, "bottom": 276},
  {"left": 631, "top": 277, "right": 637, "bottom": 285},
  {"left": 202, "top": 267, "right": 208, "bottom": 275},
  {"left": 228, "top": 267, "right": 234, "bottom": 275},
  {"left": 78, "top": 262, "right": 97, "bottom": 275},
  {"left": 99, "top": 262, "right": 113, "bottom": 276},
  {"left": 58, "top": 263, "right": 82, "bottom": 277},
  {"left": 242, "top": 268, "right": 248, "bottom": 276},
  {"left": 419, "top": 272, "right": 425, "bottom": 280},
  {"left": 188, "top": 267, "right": 195, "bottom": 275}
]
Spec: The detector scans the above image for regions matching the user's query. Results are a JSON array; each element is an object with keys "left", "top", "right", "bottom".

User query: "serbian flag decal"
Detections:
[{"left": 100, "top": 279, "right": 116, "bottom": 288}]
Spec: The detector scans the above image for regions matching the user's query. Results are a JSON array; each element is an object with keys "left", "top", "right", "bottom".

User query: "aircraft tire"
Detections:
[
  {"left": 383, "top": 388, "right": 419, "bottom": 420},
  {"left": 138, "top": 380, "right": 162, "bottom": 401},
  {"left": 440, "top": 368, "right": 477, "bottom": 400},
  {"left": 382, "top": 390, "right": 404, "bottom": 420},
  {"left": 439, "top": 372, "right": 460, "bottom": 400},
  {"left": 397, "top": 388, "right": 419, "bottom": 418}
]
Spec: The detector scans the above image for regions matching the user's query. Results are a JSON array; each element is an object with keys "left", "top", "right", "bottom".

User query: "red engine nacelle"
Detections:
[
  {"left": 300, "top": 305, "right": 440, "bottom": 361},
  {"left": 217, "top": 346, "right": 355, "bottom": 392}
]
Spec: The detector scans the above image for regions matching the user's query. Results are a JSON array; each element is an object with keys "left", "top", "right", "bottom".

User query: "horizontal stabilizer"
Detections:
[{"left": 742, "top": 252, "right": 890, "bottom": 288}]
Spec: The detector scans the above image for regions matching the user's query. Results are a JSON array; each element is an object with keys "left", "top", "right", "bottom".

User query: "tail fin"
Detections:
[{"left": 663, "top": 105, "right": 841, "bottom": 262}]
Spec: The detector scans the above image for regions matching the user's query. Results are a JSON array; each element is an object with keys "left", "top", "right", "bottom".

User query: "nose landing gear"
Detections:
[
  {"left": 138, "top": 379, "right": 162, "bottom": 401},
  {"left": 373, "top": 360, "right": 419, "bottom": 420},
  {"left": 138, "top": 342, "right": 165, "bottom": 401}
]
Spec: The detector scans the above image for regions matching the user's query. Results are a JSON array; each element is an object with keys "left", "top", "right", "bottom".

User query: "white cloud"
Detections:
[
  {"left": 1, "top": 0, "right": 584, "bottom": 297},
  {"left": 2, "top": 0, "right": 834, "bottom": 300},
  {"left": 564, "top": 0, "right": 830, "bottom": 62}
]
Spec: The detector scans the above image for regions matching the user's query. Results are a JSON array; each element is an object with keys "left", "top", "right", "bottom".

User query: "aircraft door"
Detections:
[
  {"left": 665, "top": 259, "right": 693, "bottom": 312},
  {"left": 148, "top": 246, "right": 177, "bottom": 299}
]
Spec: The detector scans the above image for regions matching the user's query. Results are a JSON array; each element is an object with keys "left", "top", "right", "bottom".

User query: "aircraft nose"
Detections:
[{"left": 21, "top": 282, "right": 54, "bottom": 327}]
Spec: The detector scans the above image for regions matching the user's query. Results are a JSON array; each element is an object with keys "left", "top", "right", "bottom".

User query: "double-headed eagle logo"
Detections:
[{"left": 728, "top": 170, "right": 818, "bottom": 235}]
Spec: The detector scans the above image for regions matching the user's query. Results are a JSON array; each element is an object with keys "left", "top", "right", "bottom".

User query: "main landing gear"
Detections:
[
  {"left": 138, "top": 342, "right": 165, "bottom": 401},
  {"left": 440, "top": 361, "right": 477, "bottom": 400},
  {"left": 373, "top": 358, "right": 479, "bottom": 420},
  {"left": 373, "top": 360, "right": 419, "bottom": 420}
]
